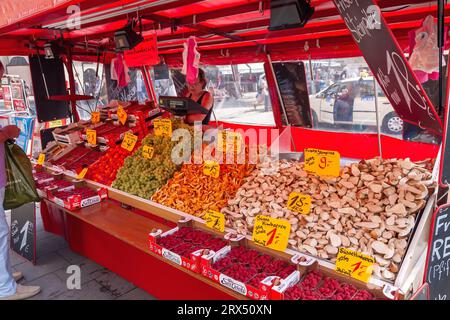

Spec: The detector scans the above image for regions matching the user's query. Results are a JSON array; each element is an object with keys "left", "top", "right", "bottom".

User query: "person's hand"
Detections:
[{"left": 3, "top": 125, "right": 20, "bottom": 139}]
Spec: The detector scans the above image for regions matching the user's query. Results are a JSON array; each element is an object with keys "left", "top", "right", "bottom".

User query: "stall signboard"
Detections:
[
  {"left": 333, "top": 0, "right": 442, "bottom": 134},
  {"left": 12, "top": 116, "right": 34, "bottom": 154},
  {"left": 424, "top": 204, "right": 450, "bottom": 300},
  {"left": 10, "top": 202, "right": 36, "bottom": 264},
  {"left": 124, "top": 34, "right": 159, "bottom": 68},
  {"left": 304, "top": 148, "right": 340, "bottom": 177}
]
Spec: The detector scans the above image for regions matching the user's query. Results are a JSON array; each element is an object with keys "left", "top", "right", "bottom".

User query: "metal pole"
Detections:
[
  {"left": 266, "top": 53, "right": 297, "bottom": 151},
  {"left": 373, "top": 78, "right": 383, "bottom": 159}
]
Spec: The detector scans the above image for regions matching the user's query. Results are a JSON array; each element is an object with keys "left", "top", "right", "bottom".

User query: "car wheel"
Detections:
[{"left": 382, "top": 112, "right": 404, "bottom": 134}]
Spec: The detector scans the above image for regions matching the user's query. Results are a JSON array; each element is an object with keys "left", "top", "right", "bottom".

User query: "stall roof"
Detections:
[{"left": 0, "top": 0, "right": 448, "bottom": 64}]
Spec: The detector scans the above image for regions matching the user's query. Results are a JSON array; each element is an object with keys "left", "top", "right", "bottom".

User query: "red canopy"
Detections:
[{"left": 0, "top": 0, "right": 448, "bottom": 65}]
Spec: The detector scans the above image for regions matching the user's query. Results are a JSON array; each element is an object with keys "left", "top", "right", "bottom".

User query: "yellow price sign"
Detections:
[
  {"left": 37, "top": 153, "right": 46, "bottom": 165},
  {"left": 304, "top": 148, "right": 340, "bottom": 177},
  {"left": 287, "top": 192, "right": 311, "bottom": 214},
  {"left": 153, "top": 119, "right": 172, "bottom": 137},
  {"left": 91, "top": 111, "right": 100, "bottom": 124},
  {"left": 204, "top": 210, "right": 225, "bottom": 233},
  {"left": 203, "top": 160, "right": 220, "bottom": 178},
  {"left": 142, "top": 145, "right": 154, "bottom": 159},
  {"left": 217, "top": 131, "right": 242, "bottom": 153},
  {"left": 86, "top": 129, "right": 97, "bottom": 145},
  {"left": 77, "top": 167, "right": 88, "bottom": 180},
  {"left": 117, "top": 106, "right": 127, "bottom": 125},
  {"left": 335, "top": 247, "right": 375, "bottom": 283},
  {"left": 252, "top": 215, "right": 291, "bottom": 252},
  {"left": 121, "top": 132, "right": 138, "bottom": 151}
]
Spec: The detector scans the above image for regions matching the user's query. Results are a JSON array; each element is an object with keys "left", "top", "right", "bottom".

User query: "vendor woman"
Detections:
[{"left": 184, "top": 68, "right": 214, "bottom": 125}]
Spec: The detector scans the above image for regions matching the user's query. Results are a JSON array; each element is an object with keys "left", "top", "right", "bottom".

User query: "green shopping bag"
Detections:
[{"left": 3, "top": 141, "right": 40, "bottom": 210}]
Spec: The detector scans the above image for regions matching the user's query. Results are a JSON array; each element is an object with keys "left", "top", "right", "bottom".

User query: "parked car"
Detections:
[{"left": 309, "top": 77, "right": 404, "bottom": 135}]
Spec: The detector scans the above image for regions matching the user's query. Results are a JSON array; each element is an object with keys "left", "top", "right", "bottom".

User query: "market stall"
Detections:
[{"left": 0, "top": 0, "right": 448, "bottom": 300}]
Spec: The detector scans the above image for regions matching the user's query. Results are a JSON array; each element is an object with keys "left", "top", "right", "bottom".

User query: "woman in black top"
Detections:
[{"left": 184, "top": 68, "right": 214, "bottom": 125}]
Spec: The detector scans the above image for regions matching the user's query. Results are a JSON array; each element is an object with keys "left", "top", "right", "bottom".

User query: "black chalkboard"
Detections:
[
  {"left": 272, "top": 62, "right": 312, "bottom": 128},
  {"left": 10, "top": 202, "right": 36, "bottom": 264},
  {"left": 425, "top": 204, "right": 450, "bottom": 300}
]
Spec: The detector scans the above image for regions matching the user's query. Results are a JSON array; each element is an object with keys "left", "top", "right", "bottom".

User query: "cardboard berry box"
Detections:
[
  {"left": 148, "top": 218, "right": 228, "bottom": 274},
  {"left": 270, "top": 254, "right": 402, "bottom": 301},
  {"left": 47, "top": 182, "right": 108, "bottom": 211},
  {"left": 200, "top": 234, "right": 300, "bottom": 300}
]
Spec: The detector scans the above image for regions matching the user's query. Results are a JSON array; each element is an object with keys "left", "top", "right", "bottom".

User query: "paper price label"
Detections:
[
  {"left": 217, "top": 131, "right": 242, "bottom": 153},
  {"left": 205, "top": 210, "right": 225, "bottom": 233},
  {"left": 335, "top": 247, "right": 375, "bottom": 283},
  {"left": 86, "top": 129, "right": 97, "bottom": 145},
  {"left": 142, "top": 145, "right": 154, "bottom": 159},
  {"left": 203, "top": 160, "right": 220, "bottom": 178},
  {"left": 77, "top": 167, "right": 88, "bottom": 180},
  {"left": 121, "top": 132, "right": 138, "bottom": 151},
  {"left": 91, "top": 111, "right": 100, "bottom": 124},
  {"left": 153, "top": 119, "right": 172, "bottom": 137},
  {"left": 117, "top": 106, "right": 127, "bottom": 125},
  {"left": 37, "top": 153, "right": 46, "bottom": 165},
  {"left": 304, "top": 148, "right": 340, "bottom": 177},
  {"left": 287, "top": 192, "right": 311, "bottom": 214},
  {"left": 252, "top": 215, "right": 291, "bottom": 252}
]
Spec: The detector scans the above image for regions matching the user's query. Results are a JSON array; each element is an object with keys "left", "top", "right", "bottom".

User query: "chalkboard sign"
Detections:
[
  {"left": 272, "top": 62, "right": 312, "bottom": 128},
  {"left": 440, "top": 76, "right": 450, "bottom": 186},
  {"left": 333, "top": 0, "right": 442, "bottom": 134},
  {"left": 425, "top": 204, "right": 450, "bottom": 300},
  {"left": 10, "top": 202, "right": 36, "bottom": 264}
]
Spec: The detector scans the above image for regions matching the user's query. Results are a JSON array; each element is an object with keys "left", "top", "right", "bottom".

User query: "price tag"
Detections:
[
  {"left": 287, "top": 192, "right": 311, "bottom": 214},
  {"left": 37, "top": 153, "right": 46, "bottom": 165},
  {"left": 304, "top": 148, "right": 340, "bottom": 177},
  {"left": 91, "top": 111, "right": 100, "bottom": 124},
  {"left": 86, "top": 129, "right": 97, "bottom": 145},
  {"left": 142, "top": 145, "right": 154, "bottom": 159},
  {"left": 153, "top": 119, "right": 172, "bottom": 137},
  {"left": 77, "top": 167, "right": 88, "bottom": 180},
  {"left": 204, "top": 210, "right": 225, "bottom": 233},
  {"left": 117, "top": 106, "right": 127, "bottom": 125},
  {"left": 203, "top": 160, "right": 220, "bottom": 178},
  {"left": 217, "top": 131, "right": 242, "bottom": 153},
  {"left": 121, "top": 132, "right": 138, "bottom": 151},
  {"left": 335, "top": 247, "right": 375, "bottom": 283},
  {"left": 252, "top": 215, "right": 291, "bottom": 252}
]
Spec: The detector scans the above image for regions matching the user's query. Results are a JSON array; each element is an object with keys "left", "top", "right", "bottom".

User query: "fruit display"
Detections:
[
  {"left": 112, "top": 120, "right": 193, "bottom": 198},
  {"left": 151, "top": 147, "right": 256, "bottom": 218},
  {"left": 86, "top": 142, "right": 141, "bottom": 186},
  {"left": 283, "top": 270, "right": 376, "bottom": 300},
  {"left": 202, "top": 245, "right": 298, "bottom": 300},
  {"left": 221, "top": 157, "right": 435, "bottom": 281}
]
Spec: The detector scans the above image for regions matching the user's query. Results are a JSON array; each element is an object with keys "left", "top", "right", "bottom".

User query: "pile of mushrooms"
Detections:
[{"left": 221, "top": 157, "right": 435, "bottom": 281}]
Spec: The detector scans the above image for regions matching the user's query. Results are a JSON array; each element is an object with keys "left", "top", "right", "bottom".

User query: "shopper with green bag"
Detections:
[{"left": 0, "top": 62, "right": 40, "bottom": 300}]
